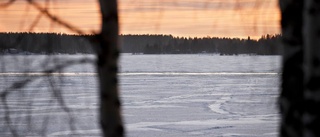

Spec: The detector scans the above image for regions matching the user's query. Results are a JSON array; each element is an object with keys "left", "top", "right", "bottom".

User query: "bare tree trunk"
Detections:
[
  {"left": 279, "top": 0, "right": 304, "bottom": 136},
  {"left": 280, "top": 0, "right": 320, "bottom": 136},
  {"left": 302, "top": 0, "right": 320, "bottom": 136},
  {"left": 97, "top": 0, "right": 124, "bottom": 137}
]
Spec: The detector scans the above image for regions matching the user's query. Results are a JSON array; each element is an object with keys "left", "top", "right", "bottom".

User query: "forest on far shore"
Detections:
[{"left": 0, "top": 32, "right": 281, "bottom": 55}]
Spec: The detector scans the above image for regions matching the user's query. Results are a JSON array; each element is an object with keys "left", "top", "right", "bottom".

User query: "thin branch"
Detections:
[
  {"left": 1, "top": 95, "right": 19, "bottom": 137},
  {"left": 28, "top": 0, "right": 49, "bottom": 31},
  {"left": 0, "top": 58, "right": 94, "bottom": 98},
  {"left": 46, "top": 76, "right": 77, "bottom": 134},
  {"left": 29, "top": 13, "right": 43, "bottom": 32},
  {"left": 0, "top": 58, "right": 94, "bottom": 136},
  {"left": 0, "top": 0, "right": 16, "bottom": 8},
  {"left": 26, "top": 0, "right": 85, "bottom": 34}
]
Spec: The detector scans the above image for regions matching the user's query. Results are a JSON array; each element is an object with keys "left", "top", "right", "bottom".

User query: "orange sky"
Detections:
[{"left": 0, "top": 0, "right": 280, "bottom": 39}]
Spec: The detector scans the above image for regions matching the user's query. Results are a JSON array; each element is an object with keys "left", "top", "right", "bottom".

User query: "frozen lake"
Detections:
[{"left": 0, "top": 54, "right": 281, "bottom": 137}]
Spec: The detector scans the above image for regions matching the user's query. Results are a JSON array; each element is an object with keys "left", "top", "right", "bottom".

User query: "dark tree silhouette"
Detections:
[
  {"left": 0, "top": 0, "right": 124, "bottom": 136},
  {"left": 279, "top": 0, "right": 320, "bottom": 136},
  {"left": 6, "top": 0, "right": 320, "bottom": 136},
  {"left": 278, "top": 0, "right": 304, "bottom": 136},
  {"left": 97, "top": 0, "right": 124, "bottom": 136}
]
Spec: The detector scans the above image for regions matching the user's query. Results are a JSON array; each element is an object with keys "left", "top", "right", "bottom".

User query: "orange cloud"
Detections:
[
  {"left": 119, "top": 0, "right": 280, "bottom": 39},
  {"left": 0, "top": 0, "right": 280, "bottom": 39},
  {"left": 0, "top": 0, "right": 100, "bottom": 34}
]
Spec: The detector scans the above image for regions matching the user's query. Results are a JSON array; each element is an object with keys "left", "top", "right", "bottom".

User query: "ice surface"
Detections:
[{"left": 0, "top": 54, "right": 281, "bottom": 136}]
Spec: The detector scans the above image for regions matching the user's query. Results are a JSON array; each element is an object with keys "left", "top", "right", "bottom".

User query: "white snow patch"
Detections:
[{"left": 209, "top": 96, "right": 231, "bottom": 114}]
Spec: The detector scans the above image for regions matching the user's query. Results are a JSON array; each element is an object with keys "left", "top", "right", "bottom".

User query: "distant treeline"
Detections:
[
  {"left": 0, "top": 32, "right": 281, "bottom": 55},
  {"left": 122, "top": 34, "right": 281, "bottom": 55},
  {"left": 0, "top": 32, "right": 94, "bottom": 54}
]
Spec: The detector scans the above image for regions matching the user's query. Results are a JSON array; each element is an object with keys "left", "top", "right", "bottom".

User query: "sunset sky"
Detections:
[{"left": 0, "top": 0, "right": 280, "bottom": 39}]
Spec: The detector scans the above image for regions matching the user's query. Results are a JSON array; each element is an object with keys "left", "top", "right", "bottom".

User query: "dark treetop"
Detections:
[{"left": 0, "top": 32, "right": 281, "bottom": 55}]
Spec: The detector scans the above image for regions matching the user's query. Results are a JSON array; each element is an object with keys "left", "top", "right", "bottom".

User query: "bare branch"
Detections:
[
  {"left": 0, "top": 0, "right": 16, "bottom": 8},
  {"left": 1, "top": 95, "right": 19, "bottom": 137},
  {"left": 26, "top": 0, "right": 86, "bottom": 34},
  {"left": 28, "top": 13, "right": 43, "bottom": 32},
  {"left": 0, "top": 58, "right": 94, "bottom": 97}
]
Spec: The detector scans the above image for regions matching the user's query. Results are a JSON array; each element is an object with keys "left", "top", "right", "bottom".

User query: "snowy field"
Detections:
[{"left": 0, "top": 54, "right": 281, "bottom": 137}]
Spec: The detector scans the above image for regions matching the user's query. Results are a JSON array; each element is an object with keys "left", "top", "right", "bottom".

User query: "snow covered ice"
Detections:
[{"left": 0, "top": 54, "right": 281, "bottom": 137}]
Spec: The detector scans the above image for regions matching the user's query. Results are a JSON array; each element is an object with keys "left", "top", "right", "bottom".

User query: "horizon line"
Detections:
[
  {"left": 0, "top": 31, "right": 281, "bottom": 39},
  {"left": 0, "top": 72, "right": 280, "bottom": 76}
]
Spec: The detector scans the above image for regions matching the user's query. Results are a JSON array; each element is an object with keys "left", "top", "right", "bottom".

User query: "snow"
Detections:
[{"left": 0, "top": 54, "right": 281, "bottom": 137}]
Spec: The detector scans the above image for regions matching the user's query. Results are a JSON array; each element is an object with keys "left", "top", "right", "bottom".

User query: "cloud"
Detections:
[
  {"left": 0, "top": 0, "right": 279, "bottom": 38},
  {"left": 119, "top": 0, "right": 270, "bottom": 13}
]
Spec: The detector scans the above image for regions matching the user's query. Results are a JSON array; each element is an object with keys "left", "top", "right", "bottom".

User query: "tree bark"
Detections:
[
  {"left": 302, "top": 0, "right": 320, "bottom": 136},
  {"left": 279, "top": 0, "right": 304, "bottom": 137},
  {"left": 97, "top": 0, "right": 124, "bottom": 137},
  {"left": 280, "top": 0, "right": 320, "bottom": 136}
]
